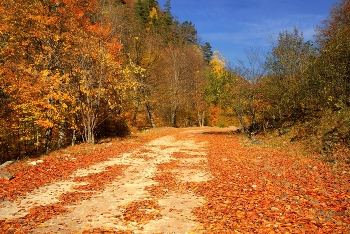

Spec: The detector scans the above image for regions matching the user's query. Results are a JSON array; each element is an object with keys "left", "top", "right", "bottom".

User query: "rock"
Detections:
[
  {"left": 0, "top": 171, "right": 14, "bottom": 180},
  {"left": 29, "top": 159, "right": 44, "bottom": 166},
  {"left": 271, "top": 207, "right": 279, "bottom": 211},
  {"left": 0, "top": 161, "right": 13, "bottom": 170},
  {"left": 327, "top": 158, "right": 335, "bottom": 163},
  {"left": 252, "top": 139, "right": 261, "bottom": 145},
  {"left": 323, "top": 141, "right": 333, "bottom": 150},
  {"left": 279, "top": 128, "right": 290, "bottom": 136}
]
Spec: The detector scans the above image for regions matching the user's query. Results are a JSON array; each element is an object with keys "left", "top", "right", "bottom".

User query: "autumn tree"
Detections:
[
  {"left": 153, "top": 12, "right": 206, "bottom": 127},
  {"left": 204, "top": 50, "right": 266, "bottom": 135},
  {"left": 0, "top": 0, "right": 58, "bottom": 156},
  {"left": 204, "top": 52, "right": 240, "bottom": 128},
  {"left": 66, "top": 0, "right": 123, "bottom": 144},
  {"left": 234, "top": 47, "right": 267, "bottom": 134},
  {"left": 0, "top": 0, "right": 124, "bottom": 162},
  {"left": 263, "top": 28, "right": 317, "bottom": 125},
  {"left": 123, "top": 0, "right": 208, "bottom": 128},
  {"left": 313, "top": 0, "right": 350, "bottom": 108},
  {"left": 159, "top": 43, "right": 206, "bottom": 127},
  {"left": 119, "top": 0, "right": 166, "bottom": 128},
  {"left": 123, "top": 33, "right": 161, "bottom": 128},
  {"left": 153, "top": 7, "right": 208, "bottom": 127},
  {"left": 0, "top": 0, "right": 210, "bottom": 161}
]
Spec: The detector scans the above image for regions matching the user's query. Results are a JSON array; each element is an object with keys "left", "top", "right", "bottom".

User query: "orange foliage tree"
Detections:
[{"left": 0, "top": 0, "right": 123, "bottom": 161}]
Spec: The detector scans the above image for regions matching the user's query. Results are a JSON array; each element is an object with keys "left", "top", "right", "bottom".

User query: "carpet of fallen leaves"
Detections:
[
  {"left": 0, "top": 127, "right": 349, "bottom": 233},
  {"left": 191, "top": 132, "right": 350, "bottom": 233},
  {"left": 0, "top": 128, "right": 173, "bottom": 233},
  {"left": 0, "top": 128, "right": 173, "bottom": 202}
]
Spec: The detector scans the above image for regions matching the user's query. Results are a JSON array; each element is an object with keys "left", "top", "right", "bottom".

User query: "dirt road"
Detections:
[
  {"left": 0, "top": 127, "right": 349, "bottom": 233},
  {"left": 0, "top": 128, "right": 219, "bottom": 233}
]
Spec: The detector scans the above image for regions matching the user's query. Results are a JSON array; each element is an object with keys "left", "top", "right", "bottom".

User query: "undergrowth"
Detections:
[{"left": 256, "top": 107, "right": 350, "bottom": 174}]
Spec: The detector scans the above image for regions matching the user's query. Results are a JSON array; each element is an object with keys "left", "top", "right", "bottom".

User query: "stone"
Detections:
[
  {"left": 29, "top": 159, "right": 44, "bottom": 166},
  {"left": 0, "top": 161, "right": 13, "bottom": 170},
  {"left": 0, "top": 171, "right": 14, "bottom": 180},
  {"left": 252, "top": 139, "right": 261, "bottom": 145}
]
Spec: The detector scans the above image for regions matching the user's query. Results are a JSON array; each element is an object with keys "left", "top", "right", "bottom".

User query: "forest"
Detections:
[{"left": 0, "top": 0, "right": 349, "bottom": 163}]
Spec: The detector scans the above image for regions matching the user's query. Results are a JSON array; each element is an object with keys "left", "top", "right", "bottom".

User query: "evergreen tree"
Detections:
[
  {"left": 180, "top": 21, "right": 198, "bottom": 44},
  {"left": 156, "top": 0, "right": 174, "bottom": 34},
  {"left": 201, "top": 42, "right": 213, "bottom": 63},
  {"left": 134, "top": 0, "right": 158, "bottom": 28}
]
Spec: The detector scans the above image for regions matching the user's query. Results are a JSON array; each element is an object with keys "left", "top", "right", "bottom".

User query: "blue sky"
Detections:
[{"left": 157, "top": 0, "right": 339, "bottom": 65}]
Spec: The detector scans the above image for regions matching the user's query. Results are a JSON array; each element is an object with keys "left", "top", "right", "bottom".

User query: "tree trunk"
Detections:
[
  {"left": 45, "top": 97, "right": 54, "bottom": 153},
  {"left": 132, "top": 107, "right": 138, "bottom": 127},
  {"left": 71, "top": 129, "right": 76, "bottom": 146},
  {"left": 145, "top": 102, "right": 156, "bottom": 128},
  {"left": 45, "top": 127, "right": 52, "bottom": 153},
  {"left": 84, "top": 120, "right": 95, "bottom": 144},
  {"left": 171, "top": 106, "right": 177, "bottom": 127},
  {"left": 57, "top": 121, "right": 65, "bottom": 149},
  {"left": 198, "top": 110, "right": 205, "bottom": 127},
  {"left": 132, "top": 100, "right": 140, "bottom": 127},
  {"left": 36, "top": 131, "right": 40, "bottom": 153},
  {"left": 87, "top": 126, "right": 95, "bottom": 144}
]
